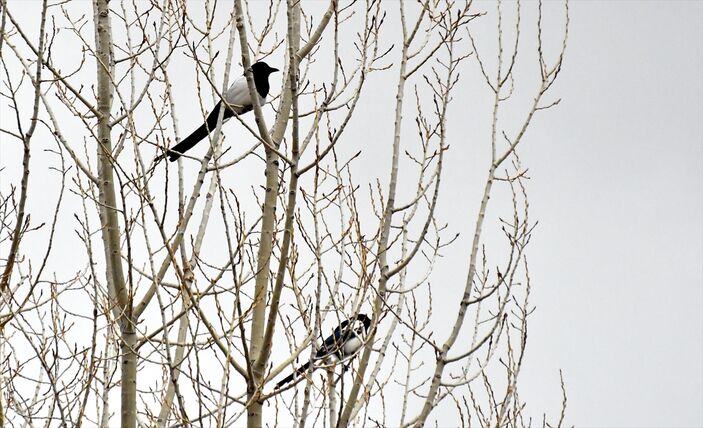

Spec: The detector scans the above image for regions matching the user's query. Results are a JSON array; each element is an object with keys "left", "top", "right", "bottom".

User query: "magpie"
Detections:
[
  {"left": 275, "top": 313, "right": 372, "bottom": 389},
  {"left": 164, "top": 61, "right": 279, "bottom": 162}
]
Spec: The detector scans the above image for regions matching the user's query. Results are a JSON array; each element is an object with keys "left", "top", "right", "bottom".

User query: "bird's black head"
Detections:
[
  {"left": 355, "top": 314, "right": 371, "bottom": 331},
  {"left": 250, "top": 61, "right": 278, "bottom": 98},
  {"left": 251, "top": 61, "right": 279, "bottom": 76},
  {"left": 339, "top": 313, "right": 371, "bottom": 337}
]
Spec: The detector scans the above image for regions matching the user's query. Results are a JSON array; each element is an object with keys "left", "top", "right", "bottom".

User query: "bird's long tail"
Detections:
[
  {"left": 166, "top": 102, "right": 230, "bottom": 162},
  {"left": 275, "top": 361, "right": 313, "bottom": 389}
]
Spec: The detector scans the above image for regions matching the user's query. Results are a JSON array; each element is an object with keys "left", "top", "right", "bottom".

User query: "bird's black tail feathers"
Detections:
[
  {"left": 166, "top": 102, "right": 233, "bottom": 162},
  {"left": 275, "top": 361, "right": 313, "bottom": 389}
]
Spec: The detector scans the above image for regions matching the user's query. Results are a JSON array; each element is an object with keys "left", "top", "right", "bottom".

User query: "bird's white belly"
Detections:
[{"left": 342, "top": 337, "right": 362, "bottom": 355}]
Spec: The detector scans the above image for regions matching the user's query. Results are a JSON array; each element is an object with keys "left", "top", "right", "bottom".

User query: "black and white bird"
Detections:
[
  {"left": 164, "top": 61, "right": 279, "bottom": 162},
  {"left": 275, "top": 314, "right": 372, "bottom": 389}
]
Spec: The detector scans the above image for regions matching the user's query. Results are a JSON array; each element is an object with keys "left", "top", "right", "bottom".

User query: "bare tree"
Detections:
[{"left": 0, "top": 0, "right": 569, "bottom": 426}]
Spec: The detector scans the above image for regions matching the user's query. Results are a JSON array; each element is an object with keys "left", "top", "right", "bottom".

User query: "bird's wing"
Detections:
[
  {"left": 224, "top": 76, "right": 251, "bottom": 112},
  {"left": 224, "top": 76, "right": 266, "bottom": 113},
  {"left": 316, "top": 322, "right": 350, "bottom": 359}
]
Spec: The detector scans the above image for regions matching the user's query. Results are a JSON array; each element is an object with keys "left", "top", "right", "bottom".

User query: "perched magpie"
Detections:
[
  {"left": 164, "top": 61, "right": 279, "bottom": 162},
  {"left": 275, "top": 314, "right": 372, "bottom": 389}
]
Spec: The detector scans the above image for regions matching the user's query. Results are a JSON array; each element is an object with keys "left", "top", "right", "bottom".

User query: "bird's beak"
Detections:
[{"left": 270, "top": 67, "right": 279, "bottom": 73}]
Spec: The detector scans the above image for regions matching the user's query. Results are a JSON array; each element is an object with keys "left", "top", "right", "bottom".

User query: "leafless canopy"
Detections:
[{"left": 0, "top": 0, "right": 569, "bottom": 426}]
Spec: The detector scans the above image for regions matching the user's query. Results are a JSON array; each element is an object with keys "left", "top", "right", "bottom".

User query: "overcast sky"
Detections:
[
  {"left": 514, "top": 1, "right": 702, "bottom": 426},
  {"left": 1, "top": 1, "right": 701, "bottom": 427}
]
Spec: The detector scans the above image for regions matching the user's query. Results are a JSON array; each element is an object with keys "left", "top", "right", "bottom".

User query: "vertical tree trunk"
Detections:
[
  {"left": 93, "top": 0, "right": 134, "bottom": 426},
  {"left": 246, "top": 146, "right": 279, "bottom": 427},
  {"left": 234, "top": 0, "right": 300, "bottom": 424},
  {"left": 119, "top": 317, "right": 137, "bottom": 428}
]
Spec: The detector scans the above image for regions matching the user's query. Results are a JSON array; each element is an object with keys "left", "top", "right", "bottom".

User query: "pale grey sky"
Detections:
[{"left": 515, "top": 1, "right": 703, "bottom": 426}]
